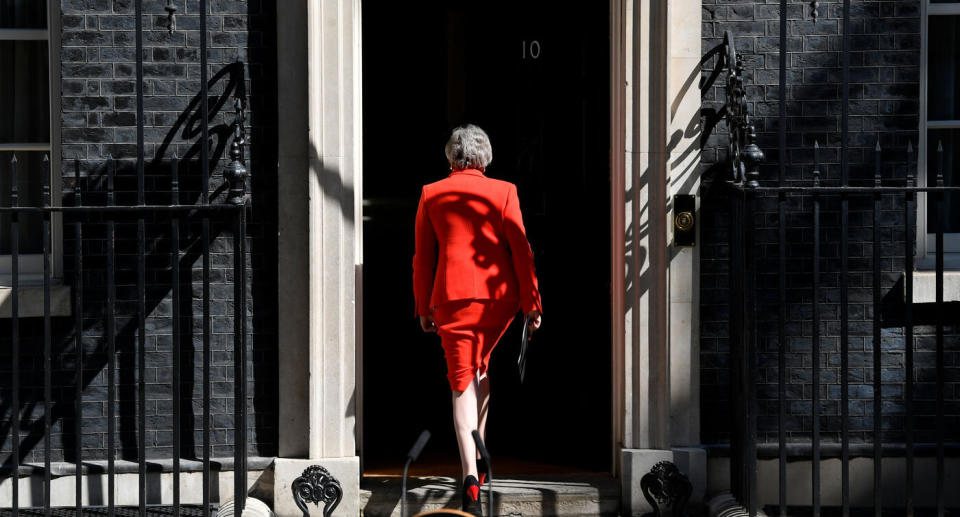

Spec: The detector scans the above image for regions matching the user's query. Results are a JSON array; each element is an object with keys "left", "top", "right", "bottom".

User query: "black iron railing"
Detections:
[
  {"left": 2, "top": 1, "right": 251, "bottom": 516},
  {"left": 3, "top": 156, "right": 248, "bottom": 516},
  {"left": 721, "top": 2, "right": 959, "bottom": 517},
  {"left": 726, "top": 145, "right": 959, "bottom": 517}
]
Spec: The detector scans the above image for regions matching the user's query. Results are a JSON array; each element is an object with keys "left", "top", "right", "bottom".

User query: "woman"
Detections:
[{"left": 412, "top": 124, "right": 543, "bottom": 517}]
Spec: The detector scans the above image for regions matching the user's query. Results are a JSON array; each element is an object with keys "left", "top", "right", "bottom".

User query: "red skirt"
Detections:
[{"left": 433, "top": 298, "right": 519, "bottom": 392}]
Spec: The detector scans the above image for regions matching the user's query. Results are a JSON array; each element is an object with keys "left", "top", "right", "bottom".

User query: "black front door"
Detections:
[{"left": 361, "top": 1, "right": 611, "bottom": 475}]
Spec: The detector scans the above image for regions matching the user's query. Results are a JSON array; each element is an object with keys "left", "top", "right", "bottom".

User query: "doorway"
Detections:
[{"left": 361, "top": 1, "right": 611, "bottom": 476}]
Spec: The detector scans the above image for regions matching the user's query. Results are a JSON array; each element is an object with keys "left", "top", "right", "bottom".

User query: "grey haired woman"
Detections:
[{"left": 413, "top": 124, "right": 543, "bottom": 516}]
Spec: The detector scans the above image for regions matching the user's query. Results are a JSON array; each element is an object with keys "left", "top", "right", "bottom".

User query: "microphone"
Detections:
[
  {"left": 471, "top": 430, "right": 493, "bottom": 516},
  {"left": 407, "top": 429, "right": 431, "bottom": 463},
  {"left": 403, "top": 430, "right": 431, "bottom": 517}
]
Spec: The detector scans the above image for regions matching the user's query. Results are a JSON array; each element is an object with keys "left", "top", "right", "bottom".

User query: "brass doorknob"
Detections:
[{"left": 675, "top": 211, "right": 694, "bottom": 232}]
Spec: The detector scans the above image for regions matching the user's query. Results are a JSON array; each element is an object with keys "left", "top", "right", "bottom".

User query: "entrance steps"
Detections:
[{"left": 360, "top": 473, "right": 620, "bottom": 517}]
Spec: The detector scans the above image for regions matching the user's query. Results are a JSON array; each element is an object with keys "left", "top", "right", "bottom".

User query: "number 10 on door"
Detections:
[{"left": 521, "top": 40, "right": 541, "bottom": 59}]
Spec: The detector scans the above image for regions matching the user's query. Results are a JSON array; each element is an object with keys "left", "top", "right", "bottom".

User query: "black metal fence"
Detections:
[
  {"left": 727, "top": 146, "right": 959, "bottom": 517},
  {"left": 2, "top": 1, "right": 250, "bottom": 516},
  {"left": 722, "top": 1, "right": 959, "bottom": 516}
]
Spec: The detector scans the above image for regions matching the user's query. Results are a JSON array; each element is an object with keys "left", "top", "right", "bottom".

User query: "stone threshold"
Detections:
[{"left": 360, "top": 473, "right": 620, "bottom": 517}]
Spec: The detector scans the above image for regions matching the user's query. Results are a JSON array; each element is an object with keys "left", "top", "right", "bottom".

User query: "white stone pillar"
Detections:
[
  {"left": 616, "top": 0, "right": 705, "bottom": 514},
  {"left": 665, "top": 0, "right": 707, "bottom": 505},
  {"left": 668, "top": 0, "right": 703, "bottom": 452},
  {"left": 275, "top": 0, "right": 362, "bottom": 515},
  {"left": 618, "top": 1, "right": 671, "bottom": 514},
  {"left": 619, "top": 0, "right": 670, "bottom": 452}
]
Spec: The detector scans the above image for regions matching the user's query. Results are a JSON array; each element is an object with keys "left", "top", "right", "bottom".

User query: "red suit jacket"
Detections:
[{"left": 413, "top": 168, "right": 542, "bottom": 318}]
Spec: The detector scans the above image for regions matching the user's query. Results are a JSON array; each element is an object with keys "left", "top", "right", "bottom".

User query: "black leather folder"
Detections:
[{"left": 518, "top": 315, "right": 531, "bottom": 383}]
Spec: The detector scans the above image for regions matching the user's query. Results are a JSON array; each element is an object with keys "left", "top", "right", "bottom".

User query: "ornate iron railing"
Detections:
[
  {"left": 1, "top": 1, "right": 251, "bottom": 516},
  {"left": 720, "top": 8, "right": 959, "bottom": 517}
]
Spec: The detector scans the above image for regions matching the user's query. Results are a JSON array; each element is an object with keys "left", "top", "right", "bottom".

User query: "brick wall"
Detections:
[
  {"left": 699, "top": 0, "right": 960, "bottom": 447},
  {"left": 0, "top": 0, "right": 278, "bottom": 463}
]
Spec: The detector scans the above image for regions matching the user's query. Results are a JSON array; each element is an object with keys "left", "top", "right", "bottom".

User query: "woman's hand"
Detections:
[
  {"left": 525, "top": 310, "right": 541, "bottom": 339},
  {"left": 419, "top": 314, "right": 437, "bottom": 333}
]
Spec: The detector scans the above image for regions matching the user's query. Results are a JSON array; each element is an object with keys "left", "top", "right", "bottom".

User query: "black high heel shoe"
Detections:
[
  {"left": 476, "top": 457, "right": 488, "bottom": 486},
  {"left": 461, "top": 475, "right": 483, "bottom": 517}
]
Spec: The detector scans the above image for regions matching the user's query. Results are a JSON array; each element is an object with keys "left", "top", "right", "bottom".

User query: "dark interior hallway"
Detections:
[{"left": 361, "top": 0, "right": 611, "bottom": 476}]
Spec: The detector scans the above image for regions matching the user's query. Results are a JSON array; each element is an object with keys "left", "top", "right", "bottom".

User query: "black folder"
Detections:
[{"left": 518, "top": 315, "right": 531, "bottom": 383}]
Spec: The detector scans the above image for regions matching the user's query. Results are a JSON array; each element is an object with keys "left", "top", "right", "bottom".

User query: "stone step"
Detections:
[{"left": 360, "top": 474, "right": 620, "bottom": 517}]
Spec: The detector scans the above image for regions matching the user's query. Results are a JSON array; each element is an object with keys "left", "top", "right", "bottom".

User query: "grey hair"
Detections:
[{"left": 444, "top": 124, "right": 493, "bottom": 170}]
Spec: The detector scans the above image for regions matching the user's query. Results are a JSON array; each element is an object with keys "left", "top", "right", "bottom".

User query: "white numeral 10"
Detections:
[{"left": 521, "top": 40, "right": 541, "bottom": 59}]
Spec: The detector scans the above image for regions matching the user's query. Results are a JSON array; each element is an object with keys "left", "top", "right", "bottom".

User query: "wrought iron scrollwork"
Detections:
[
  {"left": 722, "top": 30, "right": 765, "bottom": 188},
  {"left": 640, "top": 461, "right": 692, "bottom": 517},
  {"left": 292, "top": 465, "right": 343, "bottom": 517},
  {"left": 224, "top": 57, "right": 248, "bottom": 205}
]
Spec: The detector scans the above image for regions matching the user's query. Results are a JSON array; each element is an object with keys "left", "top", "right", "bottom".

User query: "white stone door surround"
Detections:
[
  {"left": 273, "top": 1, "right": 703, "bottom": 515},
  {"left": 275, "top": 0, "right": 363, "bottom": 515},
  {"left": 612, "top": 0, "right": 705, "bottom": 514}
]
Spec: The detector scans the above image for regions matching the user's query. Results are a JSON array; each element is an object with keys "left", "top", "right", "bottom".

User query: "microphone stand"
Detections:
[{"left": 403, "top": 430, "right": 431, "bottom": 517}]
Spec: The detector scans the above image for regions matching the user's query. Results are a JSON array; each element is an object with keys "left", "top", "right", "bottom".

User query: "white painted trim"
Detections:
[
  {"left": 305, "top": 0, "right": 360, "bottom": 460},
  {"left": 916, "top": 233, "right": 960, "bottom": 270},
  {"left": 924, "top": 233, "right": 960, "bottom": 253},
  {"left": 666, "top": 0, "right": 702, "bottom": 449},
  {"left": 648, "top": 0, "right": 672, "bottom": 452},
  {"left": 0, "top": 283, "right": 71, "bottom": 318},
  {"left": 610, "top": 0, "right": 626, "bottom": 479},
  {"left": 918, "top": 0, "right": 959, "bottom": 271},
  {"left": 354, "top": 0, "right": 365, "bottom": 474},
  {"left": 48, "top": 0, "right": 63, "bottom": 281},
  {"left": 918, "top": 0, "right": 929, "bottom": 265},
  {"left": 619, "top": 0, "right": 671, "bottom": 455},
  {"left": 275, "top": 0, "right": 362, "bottom": 464},
  {"left": 905, "top": 270, "right": 960, "bottom": 302},
  {"left": 0, "top": 254, "right": 43, "bottom": 279},
  {"left": 0, "top": 28, "right": 47, "bottom": 40},
  {"left": 0, "top": 143, "right": 51, "bottom": 151},
  {"left": 916, "top": 255, "right": 960, "bottom": 269},
  {"left": 0, "top": 1, "right": 61, "bottom": 280},
  {"left": 928, "top": 3, "right": 960, "bottom": 15}
]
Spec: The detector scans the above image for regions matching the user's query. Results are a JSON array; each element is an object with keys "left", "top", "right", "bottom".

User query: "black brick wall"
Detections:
[
  {"left": 700, "top": 0, "right": 960, "bottom": 447},
  {"left": 0, "top": 0, "right": 278, "bottom": 463}
]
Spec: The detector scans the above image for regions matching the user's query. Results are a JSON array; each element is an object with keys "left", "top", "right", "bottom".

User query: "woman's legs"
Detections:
[
  {"left": 473, "top": 301, "right": 514, "bottom": 460},
  {"left": 443, "top": 300, "right": 514, "bottom": 479},
  {"left": 452, "top": 370, "right": 481, "bottom": 481},
  {"left": 476, "top": 372, "right": 490, "bottom": 459}
]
